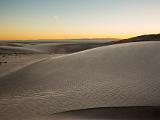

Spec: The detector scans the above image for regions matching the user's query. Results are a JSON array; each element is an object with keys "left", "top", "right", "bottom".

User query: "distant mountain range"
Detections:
[
  {"left": 119, "top": 33, "right": 160, "bottom": 43},
  {"left": 93, "top": 33, "right": 160, "bottom": 46},
  {"left": 39, "top": 38, "right": 120, "bottom": 41},
  {"left": 38, "top": 34, "right": 160, "bottom": 42}
]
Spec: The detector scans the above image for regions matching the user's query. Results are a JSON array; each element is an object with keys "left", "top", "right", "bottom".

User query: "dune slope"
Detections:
[
  {"left": 0, "top": 43, "right": 109, "bottom": 54},
  {"left": 0, "top": 41, "right": 160, "bottom": 119},
  {"left": 0, "top": 46, "right": 41, "bottom": 54}
]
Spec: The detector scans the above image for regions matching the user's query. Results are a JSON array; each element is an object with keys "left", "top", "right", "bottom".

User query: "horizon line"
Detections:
[{"left": 0, "top": 33, "right": 159, "bottom": 41}]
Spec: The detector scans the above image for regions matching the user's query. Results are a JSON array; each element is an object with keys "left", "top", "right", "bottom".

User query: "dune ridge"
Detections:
[
  {"left": 0, "top": 41, "right": 160, "bottom": 119},
  {"left": 0, "top": 43, "right": 110, "bottom": 54}
]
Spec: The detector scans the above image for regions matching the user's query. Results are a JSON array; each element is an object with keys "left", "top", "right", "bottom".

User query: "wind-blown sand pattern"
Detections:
[{"left": 0, "top": 41, "right": 160, "bottom": 120}]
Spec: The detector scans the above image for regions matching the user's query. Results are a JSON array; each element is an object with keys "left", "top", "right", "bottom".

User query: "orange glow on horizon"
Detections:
[
  {"left": 0, "top": 32, "right": 139, "bottom": 40},
  {"left": 1, "top": 0, "right": 160, "bottom": 40}
]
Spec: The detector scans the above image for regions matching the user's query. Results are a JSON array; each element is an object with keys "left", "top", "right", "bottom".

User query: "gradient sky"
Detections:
[{"left": 0, "top": 0, "right": 160, "bottom": 40}]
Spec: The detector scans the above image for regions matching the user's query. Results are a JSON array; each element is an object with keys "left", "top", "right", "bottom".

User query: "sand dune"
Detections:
[
  {"left": 0, "top": 54, "right": 58, "bottom": 77},
  {"left": 0, "top": 41, "right": 160, "bottom": 119},
  {"left": 0, "top": 46, "right": 41, "bottom": 54},
  {"left": 0, "top": 43, "right": 109, "bottom": 54},
  {"left": 27, "top": 43, "right": 109, "bottom": 54}
]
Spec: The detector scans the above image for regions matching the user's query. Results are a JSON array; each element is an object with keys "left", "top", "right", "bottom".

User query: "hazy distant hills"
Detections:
[
  {"left": 117, "top": 34, "right": 160, "bottom": 44},
  {"left": 127, "top": 34, "right": 160, "bottom": 41},
  {"left": 37, "top": 33, "right": 160, "bottom": 42}
]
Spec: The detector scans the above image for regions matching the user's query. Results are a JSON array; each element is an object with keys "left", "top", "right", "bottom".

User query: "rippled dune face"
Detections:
[{"left": 0, "top": 41, "right": 160, "bottom": 120}]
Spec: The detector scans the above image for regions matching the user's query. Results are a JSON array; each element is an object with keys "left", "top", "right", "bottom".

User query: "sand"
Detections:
[
  {"left": 0, "top": 54, "right": 63, "bottom": 77},
  {"left": 0, "top": 41, "right": 160, "bottom": 120},
  {"left": 52, "top": 107, "right": 160, "bottom": 120},
  {"left": 0, "top": 42, "right": 109, "bottom": 54}
]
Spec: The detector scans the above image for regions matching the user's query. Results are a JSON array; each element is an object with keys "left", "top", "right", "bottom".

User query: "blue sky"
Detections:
[{"left": 0, "top": 0, "right": 160, "bottom": 40}]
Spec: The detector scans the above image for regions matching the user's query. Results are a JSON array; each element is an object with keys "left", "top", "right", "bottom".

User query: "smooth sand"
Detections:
[{"left": 0, "top": 41, "right": 160, "bottom": 120}]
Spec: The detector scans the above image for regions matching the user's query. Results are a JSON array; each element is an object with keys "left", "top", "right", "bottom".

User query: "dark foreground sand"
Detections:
[
  {"left": 0, "top": 41, "right": 160, "bottom": 120},
  {"left": 52, "top": 107, "right": 160, "bottom": 120}
]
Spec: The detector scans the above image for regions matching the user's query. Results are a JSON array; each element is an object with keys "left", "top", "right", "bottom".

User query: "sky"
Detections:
[{"left": 0, "top": 0, "right": 160, "bottom": 40}]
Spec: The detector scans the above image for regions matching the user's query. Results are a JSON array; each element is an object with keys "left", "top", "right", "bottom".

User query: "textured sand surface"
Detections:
[
  {"left": 0, "top": 41, "right": 160, "bottom": 120},
  {"left": 0, "top": 54, "right": 59, "bottom": 77}
]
